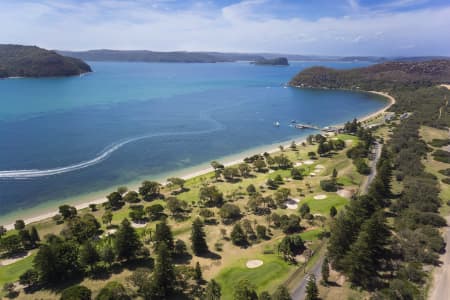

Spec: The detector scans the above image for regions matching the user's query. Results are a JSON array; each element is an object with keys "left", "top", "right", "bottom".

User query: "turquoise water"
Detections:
[{"left": 0, "top": 61, "right": 385, "bottom": 222}]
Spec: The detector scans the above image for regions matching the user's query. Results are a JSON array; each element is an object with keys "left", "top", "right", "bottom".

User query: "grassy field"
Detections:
[{"left": 0, "top": 252, "right": 35, "bottom": 286}]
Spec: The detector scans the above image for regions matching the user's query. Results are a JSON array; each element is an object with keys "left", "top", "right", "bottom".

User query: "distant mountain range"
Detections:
[
  {"left": 57, "top": 49, "right": 450, "bottom": 64},
  {"left": 0, "top": 44, "right": 91, "bottom": 78}
]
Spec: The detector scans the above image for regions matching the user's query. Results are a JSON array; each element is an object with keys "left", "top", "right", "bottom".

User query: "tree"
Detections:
[
  {"left": 256, "top": 225, "right": 267, "bottom": 240},
  {"left": 272, "top": 285, "right": 292, "bottom": 300},
  {"left": 321, "top": 256, "right": 330, "bottom": 285},
  {"left": 234, "top": 279, "right": 258, "bottom": 300},
  {"left": 151, "top": 242, "right": 176, "bottom": 298},
  {"left": 19, "top": 269, "right": 39, "bottom": 288},
  {"left": 238, "top": 163, "right": 252, "bottom": 177},
  {"left": 129, "top": 205, "right": 145, "bottom": 222},
  {"left": 61, "top": 285, "right": 92, "bottom": 300},
  {"left": 99, "top": 244, "right": 115, "bottom": 268},
  {"left": 61, "top": 214, "right": 101, "bottom": 243},
  {"left": 254, "top": 159, "right": 267, "bottom": 172},
  {"left": 167, "top": 177, "right": 186, "bottom": 191},
  {"left": 102, "top": 211, "right": 113, "bottom": 226},
  {"left": 194, "top": 262, "right": 203, "bottom": 282},
  {"left": 0, "top": 225, "right": 6, "bottom": 238},
  {"left": 299, "top": 203, "right": 311, "bottom": 218},
  {"left": 166, "top": 197, "right": 187, "bottom": 217},
  {"left": 332, "top": 168, "right": 338, "bottom": 179},
  {"left": 259, "top": 291, "right": 272, "bottom": 300},
  {"left": 247, "top": 184, "right": 257, "bottom": 195},
  {"left": 191, "top": 218, "right": 209, "bottom": 255},
  {"left": 89, "top": 204, "right": 97, "bottom": 212},
  {"left": 219, "top": 203, "right": 241, "bottom": 223},
  {"left": 230, "top": 223, "right": 247, "bottom": 246},
  {"left": 96, "top": 281, "right": 130, "bottom": 300},
  {"left": 174, "top": 239, "right": 188, "bottom": 257},
  {"left": 79, "top": 241, "right": 100, "bottom": 272},
  {"left": 329, "top": 206, "right": 337, "bottom": 218},
  {"left": 0, "top": 234, "right": 24, "bottom": 256},
  {"left": 205, "top": 280, "right": 221, "bottom": 300},
  {"left": 343, "top": 212, "right": 390, "bottom": 289},
  {"left": 107, "top": 192, "right": 124, "bottom": 209},
  {"left": 291, "top": 167, "right": 303, "bottom": 180},
  {"left": 146, "top": 204, "right": 165, "bottom": 221},
  {"left": 199, "top": 185, "right": 224, "bottom": 207},
  {"left": 3, "top": 282, "right": 17, "bottom": 299},
  {"left": 153, "top": 219, "right": 174, "bottom": 251},
  {"left": 138, "top": 180, "right": 161, "bottom": 201},
  {"left": 114, "top": 219, "right": 142, "bottom": 261},
  {"left": 34, "top": 237, "right": 81, "bottom": 283},
  {"left": 278, "top": 235, "right": 305, "bottom": 262},
  {"left": 127, "top": 268, "right": 151, "bottom": 295},
  {"left": 14, "top": 219, "right": 25, "bottom": 230},
  {"left": 305, "top": 275, "right": 319, "bottom": 300},
  {"left": 223, "top": 166, "right": 239, "bottom": 181},
  {"left": 123, "top": 191, "right": 140, "bottom": 203},
  {"left": 117, "top": 186, "right": 128, "bottom": 195},
  {"left": 211, "top": 161, "right": 224, "bottom": 171}
]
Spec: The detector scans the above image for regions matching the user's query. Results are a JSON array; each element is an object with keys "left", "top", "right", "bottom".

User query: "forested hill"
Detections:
[
  {"left": 58, "top": 49, "right": 265, "bottom": 63},
  {"left": 289, "top": 60, "right": 450, "bottom": 90},
  {"left": 0, "top": 45, "right": 91, "bottom": 78}
]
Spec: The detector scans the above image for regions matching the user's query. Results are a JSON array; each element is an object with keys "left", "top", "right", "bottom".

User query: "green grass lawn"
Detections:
[
  {"left": 303, "top": 194, "right": 348, "bottom": 215},
  {"left": 0, "top": 252, "right": 35, "bottom": 286},
  {"left": 300, "top": 228, "right": 323, "bottom": 241},
  {"left": 215, "top": 254, "right": 293, "bottom": 299}
]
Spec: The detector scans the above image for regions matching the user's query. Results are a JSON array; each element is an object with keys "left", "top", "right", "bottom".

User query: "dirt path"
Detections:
[{"left": 429, "top": 216, "right": 450, "bottom": 300}]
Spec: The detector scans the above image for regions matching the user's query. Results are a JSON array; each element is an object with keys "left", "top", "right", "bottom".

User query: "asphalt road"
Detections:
[
  {"left": 290, "top": 257, "right": 324, "bottom": 300},
  {"left": 360, "top": 141, "right": 382, "bottom": 195}
]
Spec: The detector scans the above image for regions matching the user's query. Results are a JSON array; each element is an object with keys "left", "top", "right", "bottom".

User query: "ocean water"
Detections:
[{"left": 0, "top": 61, "right": 385, "bottom": 223}]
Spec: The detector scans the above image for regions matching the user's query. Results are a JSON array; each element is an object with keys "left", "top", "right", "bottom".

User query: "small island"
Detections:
[
  {"left": 0, "top": 44, "right": 92, "bottom": 78},
  {"left": 251, "top": 57, "right": 289, "bottom": 66}
]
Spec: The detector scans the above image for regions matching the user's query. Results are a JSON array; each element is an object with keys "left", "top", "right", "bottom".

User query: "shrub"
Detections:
[
  {"left": 320, "top": 179, "right": 337, "bottom": 192},
  {"left": 61, "top": 285, "right": 92, "bottom": 300}
]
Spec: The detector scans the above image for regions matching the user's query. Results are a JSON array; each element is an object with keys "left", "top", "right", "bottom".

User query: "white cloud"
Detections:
[{"left": 0, "top": 0, "right": 449, "bottom": 56}]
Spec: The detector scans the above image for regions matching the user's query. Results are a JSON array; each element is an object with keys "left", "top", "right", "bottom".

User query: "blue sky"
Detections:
[{"left": 1, "top": 0, "right": 449, "bottom": 56}]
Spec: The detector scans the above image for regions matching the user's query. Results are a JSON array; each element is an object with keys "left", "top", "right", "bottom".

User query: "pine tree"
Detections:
[
  {"left": 321, "top": 256, "right": 330, "bottom": 285},
  {"left": 152, "top": 242, "right": 176, "bottom": 298},
  {"left": 259, "top": 291, "right": 272, "bottom": 300},
  {"left": 272, "top": 285, "right": 292, "bottom": 300},
  {"left": 329, "top": 206, "right": 337, "bottom": 218},
  {"left": 191, "top": 218, "right": 209, "bottom": 255},
  {"left": 79, "top": 241, "right": 99, "bottom": 271},
  {"left": 153, "top": 219, "right": 174, "bottom": 251},
  {"left": 230, "top": 223, "right": 247, "bottom": 246},
  {"left": 234, "top": 280, "right": 258, "bottom": 300},
  {"left": 343, "top": 212, "right": 390, "bottom": 289},
  {"left": 30, "top": 226, "right": 40, "bottom": 244},
  {"left": 194, "top": 261, "right": 203, "bottom": 282},
  {"left": 205, "top": 280, "right": 221, "bottom": 300},
  {"left": 305, "top": 275, "right": 319, "bottom": 300},
  {"left": 115, "top": 218, "right": 142, "bottom": 261}
]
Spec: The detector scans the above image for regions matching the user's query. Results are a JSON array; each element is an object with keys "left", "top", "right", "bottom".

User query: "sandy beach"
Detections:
[{"left": 2, "top": 90, "right": 396, "bottom": 231}]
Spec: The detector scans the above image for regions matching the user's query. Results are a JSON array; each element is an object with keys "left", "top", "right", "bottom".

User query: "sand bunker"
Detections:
[
  {"left": 337, "top": 189, "right": 354, "bottom": 199},
  {"left": 314, "top": 194, "right": 327, "bottom": 200},
  {"left": 310, "top": 172, "right": 316, "bottom": 176},
  {"left": 285, "top": 198, "right": 300, "bottom": 209},
  {"left": 132, "top": 222, "right": 147, "bottom": 228},
  {"left": 0, "top": 252, "right": 32, "bottom": 266},
  {"left": 268, "top": 169, "right": 275, "bottom": 174},
  {"left": 304, "top": 160, "right": 314, "bottom": 165},
  {"left": 294, "top": 162, "right": 303, "bottom": 167},
  {"left": 315, "top": 164, "right": 325, "bottom": 169},
  {"left": 246, "top": 260, "right": 264, "bottom": 269}
]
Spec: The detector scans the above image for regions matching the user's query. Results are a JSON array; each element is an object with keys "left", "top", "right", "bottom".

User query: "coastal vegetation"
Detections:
[
  {"left": 289, "top": 60, "right": 450, "bottom": 299},
  {"left": 0, "top": 44, "right": 91, "bottom": 78}
]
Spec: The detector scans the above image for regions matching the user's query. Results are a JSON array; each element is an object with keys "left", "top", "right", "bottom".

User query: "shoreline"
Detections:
[{"left": 1, "top": 90, "right": 395, "bottom": 230}]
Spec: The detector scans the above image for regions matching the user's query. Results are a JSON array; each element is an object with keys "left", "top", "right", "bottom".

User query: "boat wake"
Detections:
[{"left": 0, "top": 110, "right": 226, "bottom": 180}]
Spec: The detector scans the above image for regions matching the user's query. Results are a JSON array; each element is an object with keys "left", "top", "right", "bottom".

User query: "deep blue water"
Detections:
[{"left": 0, "top": 61, "right": 385, "bottom": 221}]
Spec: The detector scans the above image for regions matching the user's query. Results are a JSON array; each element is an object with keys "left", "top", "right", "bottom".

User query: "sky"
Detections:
[{"left": 0, "top": 0, "right": 449, "bottom": 56}]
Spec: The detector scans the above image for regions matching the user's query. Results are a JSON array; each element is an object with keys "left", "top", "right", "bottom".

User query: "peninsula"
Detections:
[{"left": 0, "top": 44, "right": 91, "bottom": 78}]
